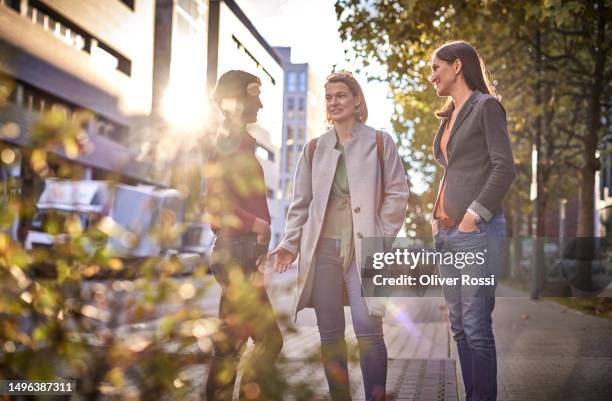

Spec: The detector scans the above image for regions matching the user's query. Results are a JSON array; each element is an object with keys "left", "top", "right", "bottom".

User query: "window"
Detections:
[
  {"left": 298, "top": 71, "right": 307, "bottom": 92},
  {"left": 286, "top": 150, "right": 294, "bottom": 173},
  {"left": 298, "top": 97, "right": 305, "bottom": 117},
  {"left": 287, "top": 98, "right": 295, "bottom": 118},
  {"left": 297, "top": 126, "right": 305, "bottom": 145},
  {"left": 26, "top": 2, "right": 86, "bottom": 53},
  {"left": 22, "top": 85, "right": 45, "bottom": 112},
  {"left": 26, "top": 4, "right": 43, "bottom": 25},
  {"left": 287, "top": 72, "right": 297, "bottom": 92},
  {"left": 286, "top": 125, "right": 294, "bottom": 143},
  {"left": 13, "top": 80, "right": 129, "bottom": 144},
  {"left": 22, "top": 1, "right": 131, "bottom": 76}
]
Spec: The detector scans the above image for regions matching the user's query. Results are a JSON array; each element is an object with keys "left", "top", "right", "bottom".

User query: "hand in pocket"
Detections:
[{"left": 458, "top": 212, "right": 479, "bottom": 233}]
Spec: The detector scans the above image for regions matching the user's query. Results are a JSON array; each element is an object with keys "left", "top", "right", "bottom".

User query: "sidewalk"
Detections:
[
  {"left": 452, "top": 284, "right": 612, "bottom": 401},
  {"left": 261, "top": 276, "right": 612, "bottom": 401},
  {"left": 119, "top": 273, "right": 612, "bottom": 400},
  {"left": 280, "top": 295, "right": 455, "bottom": 400},
  {"left": 176, "top": 271, "right": 458, "bottom": 400}
]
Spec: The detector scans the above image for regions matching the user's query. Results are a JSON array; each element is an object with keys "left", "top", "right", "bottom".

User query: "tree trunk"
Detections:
[{"left": 573, "top": 0, "right": 607, "bottom": 291}]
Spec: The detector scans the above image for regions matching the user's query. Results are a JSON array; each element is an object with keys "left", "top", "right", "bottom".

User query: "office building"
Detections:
[{"left": 275, "top": 46, "right": 324, "bottom": 223}]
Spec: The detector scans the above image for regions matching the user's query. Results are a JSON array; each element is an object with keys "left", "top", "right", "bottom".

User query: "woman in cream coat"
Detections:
[{"left": 270, "top": 71, "right": 409, "bottom": 401}]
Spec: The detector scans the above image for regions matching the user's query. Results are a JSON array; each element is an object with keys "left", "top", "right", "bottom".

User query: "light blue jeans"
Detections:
[{"left": 312, "top": 238, "right": 387, "bottom": 401}]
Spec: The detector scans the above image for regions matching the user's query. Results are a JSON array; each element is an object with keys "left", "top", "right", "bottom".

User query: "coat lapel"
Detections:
[
  {"left": 296, "top": 128, "right": 339, "bottom": 313},
  {"left": 312, "top": 128, "right": 340, "bottom": 207},
  {"left": 344, "top": 123, "right": 376, "bottom": 194}
]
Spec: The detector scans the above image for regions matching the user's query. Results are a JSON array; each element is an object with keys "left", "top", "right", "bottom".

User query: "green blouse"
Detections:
[{"left": 320, "top": 142, "right": 354, "bottom": 272}]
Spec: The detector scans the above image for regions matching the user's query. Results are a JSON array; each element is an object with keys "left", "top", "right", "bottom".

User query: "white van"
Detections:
[{"left": 25, "top": 179, "right": 213, "bottom": 268}]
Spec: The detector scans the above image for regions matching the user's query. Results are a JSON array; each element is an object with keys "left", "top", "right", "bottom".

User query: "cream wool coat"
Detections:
[{"left": 278, "top": 123, "right": 409, "bottom": 319}]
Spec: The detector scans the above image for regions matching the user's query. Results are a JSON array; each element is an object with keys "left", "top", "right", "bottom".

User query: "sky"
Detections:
[{"left": 235, "top": 0, "right": 396, "bottom": 133}]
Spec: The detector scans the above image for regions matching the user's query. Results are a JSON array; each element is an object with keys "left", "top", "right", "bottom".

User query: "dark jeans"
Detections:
[
  {"left": 434, "top": 214, "right": 506, "bottom": 401},
  {"left": 205, "top": 234, "right": 283, "bottom": 401},
  {"left": 312, "top": 238, "right": 387, "bottom": 401}
]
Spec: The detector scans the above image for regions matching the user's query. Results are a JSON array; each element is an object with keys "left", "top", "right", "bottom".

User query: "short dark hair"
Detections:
[
  {"left": 212, "top": 70, "right": 260, "bottom": 103},
  {"left": 433, "top": 41, "right": 496, "bottom": 118}
]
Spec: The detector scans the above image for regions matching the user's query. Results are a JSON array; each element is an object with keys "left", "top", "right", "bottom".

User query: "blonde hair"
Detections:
[{"left": 324, "top": 71, "right": 368, "bottom": 124}]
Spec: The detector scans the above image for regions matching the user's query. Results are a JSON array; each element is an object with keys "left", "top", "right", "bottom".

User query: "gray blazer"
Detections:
[{"left": 433, "top": 90, "right": 516, "bottom": 222}]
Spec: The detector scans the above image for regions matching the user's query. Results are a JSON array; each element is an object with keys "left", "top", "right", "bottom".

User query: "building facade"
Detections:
[
  {"left": 0, "top": 0, "right": 289, "bottom": 248},
  {"left": 275, "top": 46, "right": 324, "bottom": 226},
  {"left": 0, "top": 0, "right": 159, "bottom": 240}
]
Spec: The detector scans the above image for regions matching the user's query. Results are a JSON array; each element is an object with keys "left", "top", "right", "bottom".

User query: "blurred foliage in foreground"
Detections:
[{"left": 0, "top": 76, "right": 329, "bottom": 400}]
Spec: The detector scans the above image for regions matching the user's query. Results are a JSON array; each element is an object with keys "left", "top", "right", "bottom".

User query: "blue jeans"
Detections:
[
  {"left": 312, "top": 238, "right": 387, "bottom": 401},
  {"left": 434, "top": 213, "right": 506, "bottom": 401}
]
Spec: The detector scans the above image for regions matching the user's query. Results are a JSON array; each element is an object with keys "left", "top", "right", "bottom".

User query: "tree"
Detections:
[{"left": 336, "top": 0, "right": 612, "bottom": 243}]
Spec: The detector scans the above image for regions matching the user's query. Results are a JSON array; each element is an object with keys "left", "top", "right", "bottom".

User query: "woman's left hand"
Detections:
[{"left": 269, "top": 247, "right": 297, "bottom": 273}]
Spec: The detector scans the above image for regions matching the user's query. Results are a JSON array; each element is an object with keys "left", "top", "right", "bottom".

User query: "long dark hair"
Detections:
[{"left": 433, "top": 41, "right": 497, "bottom": 118}]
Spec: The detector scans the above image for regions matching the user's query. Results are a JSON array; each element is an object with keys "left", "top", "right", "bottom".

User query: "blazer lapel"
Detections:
[
  {"left": 433, "top": 119, "right": 448, "bottom": 167},
  {"left": 447, "top": 90, "right": 481, "bottom": 147}
]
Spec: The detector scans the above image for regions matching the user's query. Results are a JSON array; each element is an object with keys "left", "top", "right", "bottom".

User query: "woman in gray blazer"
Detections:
[
  {"left": 270, "top": 71, "right": 409, "bottom": 401},
  {"left": 429, "top": 41, "right": 516, "bottom": 401}
]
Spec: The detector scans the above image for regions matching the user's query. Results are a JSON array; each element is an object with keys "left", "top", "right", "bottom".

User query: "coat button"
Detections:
[
  {"left": 357, "top": 232, "right": 363, "bottom": 239},
  {"left": 354, "top": 206, "right": 360, "bottom": 213}
]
